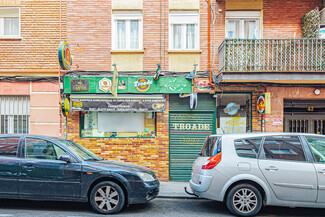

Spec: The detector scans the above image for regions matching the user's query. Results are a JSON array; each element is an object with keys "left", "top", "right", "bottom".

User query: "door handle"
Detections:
[
  {"left": 265, "top": 166, "right": 278, "bottom": 171},
  {"left": 22, "top": 164, "right": 35, "bottom": 171},
  {"left": 318, "top": 170, "right": 325, "bottom": 175}
]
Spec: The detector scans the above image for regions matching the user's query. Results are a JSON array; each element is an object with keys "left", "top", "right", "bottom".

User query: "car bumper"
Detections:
[
  {"left": 189, "top": 174, "right": 213, "bottom": 193},
  {"left": 128, "top": 180, "right": 160, "bottom": 205}
]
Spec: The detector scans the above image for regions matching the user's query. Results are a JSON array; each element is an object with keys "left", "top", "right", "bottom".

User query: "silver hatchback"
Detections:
[{"left": 189, "top": 133, "right": 325, "bottom": 216}]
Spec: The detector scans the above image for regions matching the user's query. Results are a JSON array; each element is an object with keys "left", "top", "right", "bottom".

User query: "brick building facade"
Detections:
[
  {"left": 64, "top": 0, "right": 325, "bottom": 181},
  {"left": 0, "top": 0, "right": 66, "bottom": 136}
]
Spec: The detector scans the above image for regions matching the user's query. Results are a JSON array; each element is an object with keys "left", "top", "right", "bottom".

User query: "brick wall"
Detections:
[
  {"left": 263, "top": 0, "right": 322, "bottom": 38},
  {"left": 67, "top": 95, "right": 170, "bottom": 181},
  {"left": 266, "top": 87, "right": 325, "bottom": 132},
  {"left": 0, "top": 0, "right": 67, "bottom": 75}
]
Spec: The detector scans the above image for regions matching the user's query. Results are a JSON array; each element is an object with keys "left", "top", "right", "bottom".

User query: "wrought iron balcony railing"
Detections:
[{"left": 218, "top": 39, "right": 325, "bottom": 73}]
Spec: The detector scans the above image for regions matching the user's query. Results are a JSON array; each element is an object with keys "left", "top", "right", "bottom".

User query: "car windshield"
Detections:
[{"left": 57, "top": 139, "right": 102, "bottom": 161}]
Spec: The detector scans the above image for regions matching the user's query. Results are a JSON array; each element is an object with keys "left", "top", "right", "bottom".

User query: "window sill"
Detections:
[
  {"left": 0, "top": 36, "right": 22, "bottom": 40},
  {"left": 168, "top": 50, "right": 202, "bottom": 54},
  {"left": 111, "top": 50, "right": 145, "bottom": 54}
]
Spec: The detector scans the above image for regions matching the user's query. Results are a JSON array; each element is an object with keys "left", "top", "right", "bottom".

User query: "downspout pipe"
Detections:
[{"left": 208, "top": 0, "right": 214, "bottom": 87}]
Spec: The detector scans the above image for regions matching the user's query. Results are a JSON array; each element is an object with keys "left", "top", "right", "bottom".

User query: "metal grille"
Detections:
[
  {"left": 314, "top": 120, "right": 325, "bottom": 134},
  {"left": 0, "top": 96, "right": 30, "bottom": 134},
  {"left": 219, "top": 39, "right": 325, "bottom": 72},
  {"left": 288, "top": 119, "right": 309, "bottom": 133}
]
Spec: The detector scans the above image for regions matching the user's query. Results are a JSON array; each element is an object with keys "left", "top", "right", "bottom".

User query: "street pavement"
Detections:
[{"left": 0, "top": 198, "right": 325, "bottom": 217}]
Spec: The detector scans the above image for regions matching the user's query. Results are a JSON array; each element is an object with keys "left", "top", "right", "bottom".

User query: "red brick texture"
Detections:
[{"left": 266, "top": 87, "right": 325, "bottom": 132}]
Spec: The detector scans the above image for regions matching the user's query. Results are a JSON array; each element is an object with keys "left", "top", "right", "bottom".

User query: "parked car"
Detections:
[
  {"left": 0, "top": 135, "right": 159, "bottom": 214},
  {"left": 189, "top": 133, "right": 325, "bottom": 216}
]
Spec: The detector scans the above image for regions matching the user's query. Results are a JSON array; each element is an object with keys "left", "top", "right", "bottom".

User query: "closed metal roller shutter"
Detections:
[{"left": 169, "top": 94, "right": 215, "bottom": 181}]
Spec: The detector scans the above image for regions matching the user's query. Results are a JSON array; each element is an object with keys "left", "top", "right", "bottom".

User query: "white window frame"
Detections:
[
  {"left": 225, "top": 11, "right": 261, "bottom": 39},
  {"left": 0, "top": 7, "right": 20, "bottom": 38},
  {"left": 112, "top": 11, "right": 143, "bottom": 50},
  {"left": 169, "top": 11, "right": 200, "bottom": 50}
]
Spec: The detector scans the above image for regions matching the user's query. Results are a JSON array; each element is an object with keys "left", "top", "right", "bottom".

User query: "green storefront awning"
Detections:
[{"left": 64, "top": 76, "right": 192, "bottom": 94}]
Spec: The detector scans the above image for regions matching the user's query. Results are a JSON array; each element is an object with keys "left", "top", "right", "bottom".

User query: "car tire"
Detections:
[
  {"left": 226, "top": 184, "right": 262, "bottom": 217},
  {"left": 89, "top": 181, "right": 125, "bottom": 214}
]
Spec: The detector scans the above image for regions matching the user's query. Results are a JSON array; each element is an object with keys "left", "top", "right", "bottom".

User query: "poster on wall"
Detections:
[{"left": 220, "top": 116, "right": 246, "bottom": 134}]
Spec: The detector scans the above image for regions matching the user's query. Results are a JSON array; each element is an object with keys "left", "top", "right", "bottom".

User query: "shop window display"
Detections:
[
  {"left": 216, "top": 93, "right": 251, "bottom": 134},
  {"left": 80, "top": 111, "right": 156, "bottom": 138}
]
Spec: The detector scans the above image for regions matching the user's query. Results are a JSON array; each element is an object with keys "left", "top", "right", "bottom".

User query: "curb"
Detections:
[{"left": 157, "top": 195, "right": 204, "bottom": 200}]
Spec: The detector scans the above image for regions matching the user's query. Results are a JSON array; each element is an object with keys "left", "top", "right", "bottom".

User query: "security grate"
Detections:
[
  {"left": 288, "top": 119, "right": 309, "bottom": 133},
  {"left": 219, "top": 39, "right": 325, "bottom": 72},
  {"left": 314, "top": 120, "right": 325, "bottom": 135},
  {"left": 0, "top": 96, "right": 30, "bottom": 134}
]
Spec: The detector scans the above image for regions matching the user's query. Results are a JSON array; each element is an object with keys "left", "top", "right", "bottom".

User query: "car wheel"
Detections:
[
  {"left": 226, "top": 184, "right": 262, "bottom": 217},
  {"left": 89, "top": 181, "right": 125, "bottom": 214}
]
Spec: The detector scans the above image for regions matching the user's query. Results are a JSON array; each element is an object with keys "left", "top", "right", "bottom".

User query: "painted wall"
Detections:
[{"left": 0, "top": 81, "right": 63, "bottom": 137}]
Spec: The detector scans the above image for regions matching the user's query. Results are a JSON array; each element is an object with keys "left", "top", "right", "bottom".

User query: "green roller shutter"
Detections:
[{"left": 169, "top": 94, "right": 216, "bottom": 181}]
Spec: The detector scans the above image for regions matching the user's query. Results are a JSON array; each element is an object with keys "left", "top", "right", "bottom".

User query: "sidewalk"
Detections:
[{"left": 158, "top": 181, "right": 199, "bottom": 199}]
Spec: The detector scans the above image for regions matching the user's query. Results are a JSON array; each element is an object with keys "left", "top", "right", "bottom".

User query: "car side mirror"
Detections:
[{"left": 57, "top": 154, "right": 71, "bottom": 163}]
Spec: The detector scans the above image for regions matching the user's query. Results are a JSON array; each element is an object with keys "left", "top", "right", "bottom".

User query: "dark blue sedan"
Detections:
[{"left": 0, "top": 135, "right": 159, "bottom": 214}]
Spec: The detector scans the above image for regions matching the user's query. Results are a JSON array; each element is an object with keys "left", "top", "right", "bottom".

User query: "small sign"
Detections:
[
  {"left": 70, "top": 79, "right": 89, "bottom": 92},
  {"left": 118, "top": 79, "right": 126, "bottom": 90},
  {"left": 265, "top": 92, "right": 271, "bottom": 114},
  {"left": 193, "top": 78, "right": 214, "bottom": 93},
  {"left": 224, "top": 102, "right": 240, "bottom": 115},
  {"left": 99, "top": 78, "right": 112, "bottom": 93},
  {"left": 61, "top": 98, "right": 70, "bottom": 117},
  {"left": 272, "top": 118, "right": 283, "bottom": 125},
  {"left": 134, "top": 77, "right": 152, "bottom": 93},
  {"left": 320, "top": 24, "right": 325, "bottom": 39},
  {"left": 257, "top": 94, "right": 266, "bottom": 114},
  {"left": 58, "top": 41, "right": 72, "bottom": 70}
]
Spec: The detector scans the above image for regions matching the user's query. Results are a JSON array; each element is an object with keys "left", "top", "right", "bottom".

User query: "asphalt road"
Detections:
[{"left": 0, "top": 198, "right": 324, "bottom": 217}]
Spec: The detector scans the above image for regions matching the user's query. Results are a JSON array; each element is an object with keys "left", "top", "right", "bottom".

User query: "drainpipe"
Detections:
[
  {"left": 262, "top": 85, "right": 267, "bottom": 132},
  {"left": 208, "top": 0, "right": 214, "bottom": 87}
]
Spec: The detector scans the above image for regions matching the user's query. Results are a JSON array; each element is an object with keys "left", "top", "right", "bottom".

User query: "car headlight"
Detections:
[{"left": 136, "top": 172, "right": 155, "bottom": 182}]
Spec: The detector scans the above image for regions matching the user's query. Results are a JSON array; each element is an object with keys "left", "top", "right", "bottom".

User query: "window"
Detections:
[
  {"left": 0, "top": 137, "right": 19, "bottom": 157},
  {"left": 305, "top": 136, "right": 325, "bottom": 163},
  {"left": 112, "top": 11, "right": 142, "bottom": 50},
  {"left": 169, "top": 11, "right": 199, "bottom": 50},
  {"left": 0, "top": 7, "right": 19, "bottom": 37},
  {"left": 80, "top": 111, "right": 156, "bottom": 138},
  {"left": 25, "top": 138, "right": 67, "bottom": 160},
  {"left": 202, "top": 136, "right": 221, "bottom": 157},
  {"left": 0, "top": 96, "right": 30, "bottom": 134},
  {"left": 263, "top": 136, "right": 306, "bottom": 161},
  {"left": 226, "top": 11, "right": 260, "bottom": 39},
  {"left": 234, "top": 137, "right": 262, "bottom": 158}
]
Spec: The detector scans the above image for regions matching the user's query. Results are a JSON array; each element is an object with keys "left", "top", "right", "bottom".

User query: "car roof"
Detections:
[
  {"left": 0, "top": 134, "right": 68, "bottom": 141},
  {"left": 209, "top": 132, "right": 325, "bottom": 139}
]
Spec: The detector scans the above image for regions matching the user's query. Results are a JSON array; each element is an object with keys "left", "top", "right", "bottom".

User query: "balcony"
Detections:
[{"left": 218, "top": 39, "right": 325, "bottom": 73}]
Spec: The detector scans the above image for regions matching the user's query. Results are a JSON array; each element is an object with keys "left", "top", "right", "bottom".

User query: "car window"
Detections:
[
  {"left": 25, "top": 138, "right": 67, "bottom": 160},
  {"left": 234, "top": 137, "right": 262, "bottom": 158},
  {"left": 263, "top": 136, "right": 306, "bottom": 161},
  {"left": 0, "top": 137, "right": 19, "bottom": 157},
  {"left": 202, "top": 136, "right": 221, "bottom": 157},
  {"left": 305, "top": 136, "right": 325, "bottom": 163}
]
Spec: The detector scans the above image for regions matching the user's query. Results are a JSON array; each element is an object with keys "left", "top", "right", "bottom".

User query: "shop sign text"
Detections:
[
  {"left": 172, "top": 123, "right": 210, "bottom": 131},
  {"left": 99, "top": 78, "right": 112, "bottom": 93},
  {"left": 70, "top": 79, "right": 89, "bottom": 92},
  {"left": 134, "top": 77, "right": 152, "bottom": 93}
]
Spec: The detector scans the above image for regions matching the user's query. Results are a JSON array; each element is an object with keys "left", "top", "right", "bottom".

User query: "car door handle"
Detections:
[
  {"left": 22, "top": 165, "right": 35, "bottom": 171},
  {"left": 318, "top": 170, "right": 325, "bottom": 175},
  {"left": 265, "top": 166, "right": 278, "bottom": 171}
]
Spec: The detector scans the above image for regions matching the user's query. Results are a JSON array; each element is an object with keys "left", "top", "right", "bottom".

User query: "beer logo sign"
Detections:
[
  {"left": 99, "top": 78, "right": 112, "bottom": 93},
  {"left": 134, "top": 77, "right": 152, "bottom": 93},
  {"left": 58, "top": 41, "right": 72, "bottom": 70}
]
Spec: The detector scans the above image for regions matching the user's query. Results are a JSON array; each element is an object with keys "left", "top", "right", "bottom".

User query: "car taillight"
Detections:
[{"left": 202, "top": 153, "right": 221, "bottom": 169}]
